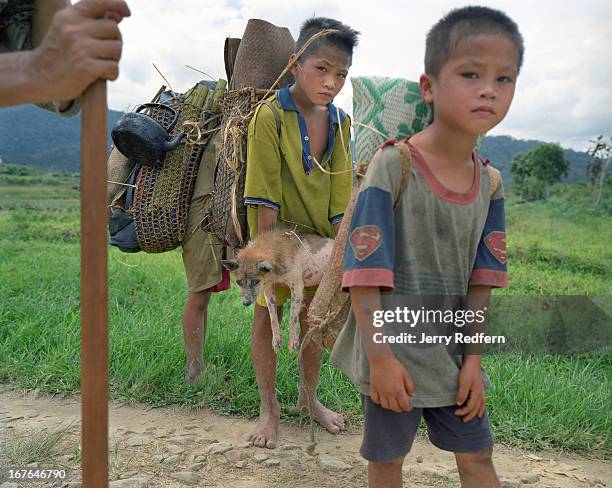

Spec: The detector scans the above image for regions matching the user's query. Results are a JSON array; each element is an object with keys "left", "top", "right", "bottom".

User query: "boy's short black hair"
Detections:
[
  {"left": 295, "top": 17, "right": 360, "bottom": 64},
  {"left": 425, "top": 6, "right": 524, "bottom": 77}
]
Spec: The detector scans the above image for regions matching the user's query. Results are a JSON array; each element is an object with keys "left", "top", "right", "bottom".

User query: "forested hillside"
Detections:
[{"left": 0, "top": 105, "right": 591, "bottom": 182}]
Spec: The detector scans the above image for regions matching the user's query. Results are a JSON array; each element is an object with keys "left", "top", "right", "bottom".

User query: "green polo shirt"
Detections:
[{"left": 244, "top": 87, "right": 353, "bottom": 239}]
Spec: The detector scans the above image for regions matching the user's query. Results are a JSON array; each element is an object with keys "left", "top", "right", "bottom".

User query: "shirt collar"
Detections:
[{"left": 276, "top": 86, "right": 346, "bottom": 124}]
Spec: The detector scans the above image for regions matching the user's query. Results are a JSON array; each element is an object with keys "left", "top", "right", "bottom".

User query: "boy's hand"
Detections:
[
  {"left": 370, "top": 355, "right": 415, "bottom": 413},
  {"left": 455, "top": 357, "right": 486, "bottom": 422},
  {"left": 349, "top": 286, "right": 415, "bottom": 413}
]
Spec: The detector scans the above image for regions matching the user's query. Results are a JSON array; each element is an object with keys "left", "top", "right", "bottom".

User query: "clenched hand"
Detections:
[
  {"left": 370, "top": 354, "right": 415, "bottom": 413},
  {"left": 27, "top": 0, "right": 130, "bottom": 102}
]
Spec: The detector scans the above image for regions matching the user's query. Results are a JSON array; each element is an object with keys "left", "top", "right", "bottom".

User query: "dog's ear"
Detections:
[
  {"left": 257, "top": 261, "right": 272, "bottom": 273},
  {"left": 221, "top": 259, "right": 239, "bottom": 271}
]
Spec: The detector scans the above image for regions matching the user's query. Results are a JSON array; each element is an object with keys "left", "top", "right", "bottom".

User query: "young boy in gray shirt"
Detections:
[{"left": 331, "top": 6, "right": 522, "bottom": 487}]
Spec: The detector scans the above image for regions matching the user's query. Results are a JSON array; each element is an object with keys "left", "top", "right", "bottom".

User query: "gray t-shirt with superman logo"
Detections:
[{"left": 330, "top": 140, "right": 507, "bottom": 407}]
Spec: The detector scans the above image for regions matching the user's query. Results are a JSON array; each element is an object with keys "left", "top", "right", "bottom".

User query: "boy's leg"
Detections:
[
  {"left": 248, "top": 302, "right": 284, "bottom": 449},
  {"left": 423, "top": 406, "right": 499, "bottom": 487},
  {"left": 454, "top": 449, "right": 500, "bottom": 488},
  {"left": 296, "top": 296, "right": 344, "bottom": 433},
  {"left": 182, "top": 289, "right": 210, "bottom": 384},
  {"left": 368, "top": 456, "right": 405, "bottom": 488},
  {"left": 361, "top": 395, "right": 423, "bottom": 488},
  {"left": 181, "top": 190, "right": 225, "bottom": 384}
]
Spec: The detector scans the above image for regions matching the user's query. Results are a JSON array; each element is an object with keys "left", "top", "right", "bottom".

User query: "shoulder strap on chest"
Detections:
[
  {"left": 478, "top": 154, "right": 501, "bottom": 197},
  {"left": 393, "top": 141, "right": 413, "bottom": 209},
  {"left": 257, "top": 99, "right": 281, "bottom": 138},
  {"left": 486, "top": 165, "right": 501, "bottom": 197}
]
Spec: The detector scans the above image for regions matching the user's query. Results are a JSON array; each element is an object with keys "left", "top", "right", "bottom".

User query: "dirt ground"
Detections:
[{"left": 0, "top": 385, "right": 609, "bottom": 488}]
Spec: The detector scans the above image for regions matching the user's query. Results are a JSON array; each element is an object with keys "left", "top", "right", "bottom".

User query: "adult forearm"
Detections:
[{"left": 0, "top": 51, "right": 42, "bottom": 107}]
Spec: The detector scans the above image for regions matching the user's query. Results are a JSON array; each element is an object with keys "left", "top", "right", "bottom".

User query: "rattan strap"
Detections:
[{"left": 305, "top": 140, "right": 413, "bottom": 351}]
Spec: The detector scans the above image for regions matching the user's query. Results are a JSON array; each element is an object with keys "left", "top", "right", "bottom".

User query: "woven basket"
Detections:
[
  {"left": 107, "top": 85, "right": 167, "bottom": 212},
  {"left": 230, "top": 19, "right": 294, "bottom": 90},
  {"left": 205, "top": 87, "right": 270, "bottom": 248},
  {"left": 130, "top": 86, "right": 223, "bottom": 253}
]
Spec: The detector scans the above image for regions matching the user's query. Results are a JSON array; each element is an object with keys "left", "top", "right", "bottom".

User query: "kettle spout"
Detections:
[{"left": 162, "top": 132, "right": 186, "bottom": 152}]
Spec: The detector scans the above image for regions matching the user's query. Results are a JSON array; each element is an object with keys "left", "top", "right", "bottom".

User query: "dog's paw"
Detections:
[
  {"left": 272, "top": 335, "right": 282, "bottom": 354},
  {"left": 288, "top": 335, "right": 300, "bottom": 352}
]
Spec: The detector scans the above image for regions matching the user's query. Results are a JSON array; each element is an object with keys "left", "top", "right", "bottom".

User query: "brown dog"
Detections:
[{"left": 222, "top": 229, "right": 333, "bottom": 352}]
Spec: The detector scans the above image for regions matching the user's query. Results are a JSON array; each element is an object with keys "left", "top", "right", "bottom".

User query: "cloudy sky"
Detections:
[{"left": 111, "top": 0, "right": 611, "bottom": 151}]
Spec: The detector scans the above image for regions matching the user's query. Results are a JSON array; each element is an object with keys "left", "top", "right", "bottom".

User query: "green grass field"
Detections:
[{"left": 0, "top": 180, "right": 610, "bottom": 458}]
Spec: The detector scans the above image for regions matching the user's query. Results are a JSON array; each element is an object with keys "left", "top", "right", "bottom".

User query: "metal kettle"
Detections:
[{"left": 111, "top": 103, "right": 186, "bottom": 167}]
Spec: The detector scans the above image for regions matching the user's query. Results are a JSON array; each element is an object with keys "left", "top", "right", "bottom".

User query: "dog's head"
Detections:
[{"left": 222, "top": 259, "right": 272, "bottom": 306}]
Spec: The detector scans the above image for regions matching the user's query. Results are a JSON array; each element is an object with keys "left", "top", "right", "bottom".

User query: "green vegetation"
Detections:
[
  {"left": 0, "top": 178, "right": 610, "bottom": 458},
  {"left": 503, "top": 182, "right": 611, "bottom": 294},
  {"left": 586, "top": 135, "right": 612, "bottom": 208},
  {"left": 510, "top": 143, "right": 570, "bottom": 201},
  {"left": 0, "top": 163, "right": 79, "bottom": 186},
  {"left": 0, "top": 426, "right": 70, "bottom": 465}
]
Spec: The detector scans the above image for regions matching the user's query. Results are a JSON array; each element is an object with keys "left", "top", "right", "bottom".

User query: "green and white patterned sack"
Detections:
[{"left": 352, "top": 76, "right": 433, "bottom": 163}]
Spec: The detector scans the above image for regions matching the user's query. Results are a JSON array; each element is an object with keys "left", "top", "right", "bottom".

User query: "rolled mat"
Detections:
[
  {"left": 352, "top": 76, "right": 433, "bottom": 163},
  {"left": 230, "top": 18, "right": 294, "bottom": 90},
  {"left": 107, "top": 146, "right": 135, "bottom": 210},
  {"left": 224, "top": 37, "right": 241, "bottom": 86}
]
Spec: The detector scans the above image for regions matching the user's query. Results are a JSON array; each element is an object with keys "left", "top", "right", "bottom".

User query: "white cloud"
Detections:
[{"left": 108, "top": 0, "right": 612, "bottom": 151}]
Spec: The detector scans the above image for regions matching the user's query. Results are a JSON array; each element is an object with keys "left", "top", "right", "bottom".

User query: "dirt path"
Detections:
[{"left": 0, "top": 385, "right": 609, "bottom": 488}]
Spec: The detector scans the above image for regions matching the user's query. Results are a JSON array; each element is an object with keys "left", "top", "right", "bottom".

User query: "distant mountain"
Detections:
[
  {"left": 0, "top": 105, "right": 123, "bottom": 173},
  {"left": 0, "top": 105, "right": 592, "bottom": 183}
]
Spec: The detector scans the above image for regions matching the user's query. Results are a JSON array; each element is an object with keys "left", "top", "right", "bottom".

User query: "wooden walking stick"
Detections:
[{"left": 81, "top": 78, "right": 109, "bottom": 487}]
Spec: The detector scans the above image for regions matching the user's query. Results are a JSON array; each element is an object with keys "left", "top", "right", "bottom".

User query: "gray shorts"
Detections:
[{"left": 361, "top": 395, "right": 494, "bottom": 463}]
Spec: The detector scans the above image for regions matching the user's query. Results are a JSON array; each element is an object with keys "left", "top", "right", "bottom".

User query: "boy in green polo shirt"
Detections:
[{"left": 244, "top": 17, "right": 359, "bottom": 449}]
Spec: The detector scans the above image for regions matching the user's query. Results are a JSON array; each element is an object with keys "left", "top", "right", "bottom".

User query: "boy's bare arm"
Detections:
[
  {"left": 257, "top": 205, "right": 279, "bottom": 234},
  {"left": 350, "top": 286, "right": 415, "bottom": 413},
  {"left": 455, "top": 284, "right": 492, "bottom": 422}
]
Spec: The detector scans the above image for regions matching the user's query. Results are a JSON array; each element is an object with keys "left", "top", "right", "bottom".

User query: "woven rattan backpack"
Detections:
[
  {"left": 203, "top": 19, "right": 294, "bottom": 248},
  {"left": 203, "top": 92, "right": 281, "bottom": 248},
  {"left": 107, "top": 82, "right": 226, "bottom": 253},
  {"left": 305, "top": 139, "right": 501, "bottom": 351}
]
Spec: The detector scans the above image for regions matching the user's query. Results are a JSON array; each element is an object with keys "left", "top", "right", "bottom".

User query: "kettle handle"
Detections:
[{"left": 134, "top": 103, "right": 180, "bottom": 132}]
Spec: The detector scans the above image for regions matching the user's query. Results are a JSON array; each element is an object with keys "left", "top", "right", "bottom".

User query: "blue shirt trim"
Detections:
[
  {"left": 329, "top": 213, "right": 344, "bottom": 224},
  {"left": 276, "top": 86, "right": 346, "bottom": 175},
  {"left": 244, "top": 197, "right": 280, "bottom": 212}
]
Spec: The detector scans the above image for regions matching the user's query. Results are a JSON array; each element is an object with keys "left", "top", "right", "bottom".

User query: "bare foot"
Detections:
[
  {"left": 297, "top": 399, "right": 345, "bottom": 434},
  {"left": 247, "top": 403, "right": 280, "bottom": 449},
  {"left": 185, "top": 359, "right": 204, "bottom": 385}
]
